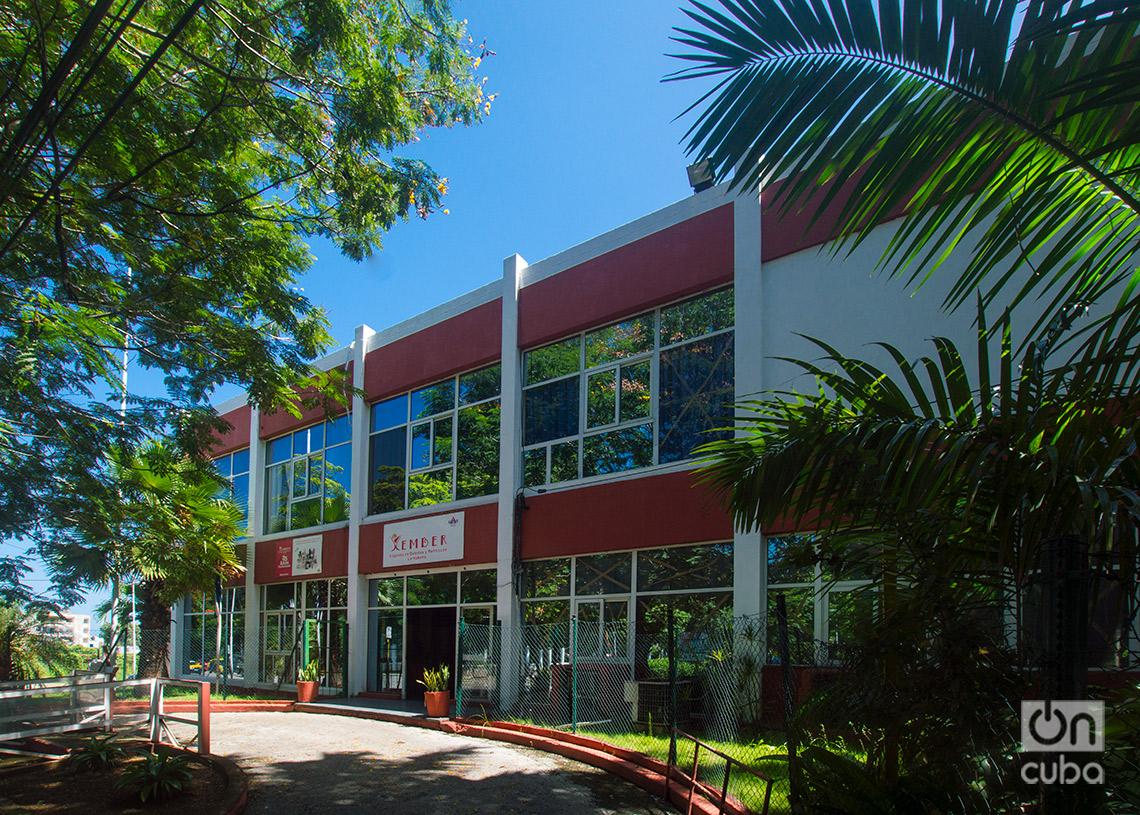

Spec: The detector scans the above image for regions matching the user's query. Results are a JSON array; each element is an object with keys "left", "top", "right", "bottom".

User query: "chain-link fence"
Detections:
[
  {"left": 458, "top": 612, "right": 793, "bottom": 813},
  {"left": 458, "top": 607, "right": 1140, "bottom": 815}
]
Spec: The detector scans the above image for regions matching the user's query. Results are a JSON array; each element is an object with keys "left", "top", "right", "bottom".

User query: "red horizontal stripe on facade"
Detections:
[
  {"left": 518, "top": 205, "right": 734, "bottom": 349},
  {"left": 519, "top": 470, "right": 732, "bottom": 560},
  {"left": 211, "top": 406, "right": 252, "bottom": 456},
  {"left": 259, "top": 362, "right": 353, "bottom": 441},
  {"left": 363, "top": 299, "right": 502, "bottom": 402}
]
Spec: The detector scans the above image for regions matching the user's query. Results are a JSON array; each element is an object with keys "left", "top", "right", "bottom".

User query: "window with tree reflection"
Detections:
[
  {"left": 368, "top": 365, "right": 501, "bottom": 515},
  {"left": 522, "top": 288, "right": 733, "bottom": 485},
  {"left": 264, "top": 415, "right": 351, "bottom": 534}
]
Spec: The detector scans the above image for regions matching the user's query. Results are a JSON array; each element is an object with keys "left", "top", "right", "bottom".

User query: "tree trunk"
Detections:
[{"left": 136, "top": 579, "right": 170, "bottom": 678}]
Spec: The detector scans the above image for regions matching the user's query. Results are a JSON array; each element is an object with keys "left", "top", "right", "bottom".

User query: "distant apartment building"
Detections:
[{"left": 37, "top": 611, "right": 94, "bottom": 648}]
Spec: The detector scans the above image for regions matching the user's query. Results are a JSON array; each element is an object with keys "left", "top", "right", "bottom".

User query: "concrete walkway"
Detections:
[{"left": 202, "top": 712, "right": 671, "bottom": 815}]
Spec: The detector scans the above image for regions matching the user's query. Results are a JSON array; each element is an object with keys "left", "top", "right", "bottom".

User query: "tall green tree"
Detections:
[
  {"left": 0, "top": 0, "right": 488, "bottom": 596},
  {"left": 45, "top": 442, "right": 244, "bottom": 677}
]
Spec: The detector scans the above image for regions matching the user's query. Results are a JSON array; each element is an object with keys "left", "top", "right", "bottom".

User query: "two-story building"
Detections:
[{"left": 177, "top": 181, "right": 981, "bottom": 699}]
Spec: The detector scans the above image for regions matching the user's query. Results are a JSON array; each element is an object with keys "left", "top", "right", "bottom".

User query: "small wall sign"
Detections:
[{"left": 383, "top": 512, "right": 464, "bottom": 568}]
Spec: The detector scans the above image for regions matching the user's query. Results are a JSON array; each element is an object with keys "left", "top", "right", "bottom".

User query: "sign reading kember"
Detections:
[{"left": 384, "top": 512, "right": 464, "bottom": 568}]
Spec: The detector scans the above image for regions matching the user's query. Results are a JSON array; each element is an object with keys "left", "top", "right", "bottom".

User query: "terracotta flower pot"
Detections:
[
  {"left": 423, "top": 690, "right": 450, "bottom": 718},
  {"left": 296, "top": 680, "right": 319, "bottom": 704}
]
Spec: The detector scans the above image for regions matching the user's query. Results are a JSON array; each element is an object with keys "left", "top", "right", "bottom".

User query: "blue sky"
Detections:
[
  {"left": 37, "top": 1, "right": 724, "bottom": 620},
  {"left": 291, "top": 0, "right": 715, "bottom": 360}
]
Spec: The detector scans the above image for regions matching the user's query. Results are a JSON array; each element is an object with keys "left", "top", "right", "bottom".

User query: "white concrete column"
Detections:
[
  {"left": 346, "top": 325, "right": 373, "bottom": 695},
  {"left": 732, "top": 187, "right": 766, "bottom": 622},
  {"left": 497, "top": 254, "right": 526, "bottom": 709},
  {"left": 243, "top": 405, "right": 263, "bottom": 685}
]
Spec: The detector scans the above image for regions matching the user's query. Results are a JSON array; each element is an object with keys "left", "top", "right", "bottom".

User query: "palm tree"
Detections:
[
  {"left": 670, "top": 0, "right": 1140, "bottom": 363},
  {"left": 43, "top": 442, "right": 243, "bottom": 677},
  {"left": 698, "top": 311, "right": 1138, "bottom": 808},
  {"left": 0, "top": 603, "right": 81, "bottom": 681}
]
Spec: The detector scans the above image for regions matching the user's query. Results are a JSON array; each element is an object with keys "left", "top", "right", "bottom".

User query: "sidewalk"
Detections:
[{"left": 197, "top": 712, "right": 671, "bottom": 815}]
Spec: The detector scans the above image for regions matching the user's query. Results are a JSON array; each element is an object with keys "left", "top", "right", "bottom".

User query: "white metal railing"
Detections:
[{"left": 0, "top": 675, "right": 210, "bottom": 756}]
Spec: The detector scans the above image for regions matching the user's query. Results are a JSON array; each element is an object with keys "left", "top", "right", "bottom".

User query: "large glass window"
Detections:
[
  {"left": 213, "top": 450, "right": 251, "bottom": 533},
  {"left": 181, "top": 587, "right": 245, "bottom": 679},
  {"left": 522, "top": 288, "right": 733, "bottom": 486},
  {"left": 765, "top": 535, "right": 875, "bottom": 664},
  {"left": 264, "top": 415, "right": 351, "bottom": 534},
  {"left": 258, "top": 578, "right": 347, "bottom": 686},
  {"left": 368, "top": 365, "right": 501, "bottom": 515}
]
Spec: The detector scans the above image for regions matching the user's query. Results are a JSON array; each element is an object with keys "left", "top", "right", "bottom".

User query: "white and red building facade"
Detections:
[{"left": 179, "top": 182, "right": 982, "bottom": 697}]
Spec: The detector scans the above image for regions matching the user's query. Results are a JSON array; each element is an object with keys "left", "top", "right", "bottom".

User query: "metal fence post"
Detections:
[
  {"left": 667, "top": 606, "right": 677, "bottom": 767},
  {"left": 571, "top": 615, "right": 578, "bottom": 734},
  {"left": 301, "top": 618, "right": 311, "bottom": 678},
  {"left": 776, "top": 593, "right": 798, "bottom": 813},
  {"left": 198, "top": 680, "right": 211, "bottom": 755},
  {"left": 341, "top": 620, "right": 349, "bottom": 697},
  {"left": 148, "top": 678, "right": 161, "bottom": 745},
  {"left": 457, "top": 618, "right": 465, "bottom": 718}
]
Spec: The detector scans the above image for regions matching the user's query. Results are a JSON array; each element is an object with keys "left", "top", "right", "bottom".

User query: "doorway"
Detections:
[{"left": 405, "top": 607, "right": 456, "bottom": 699}]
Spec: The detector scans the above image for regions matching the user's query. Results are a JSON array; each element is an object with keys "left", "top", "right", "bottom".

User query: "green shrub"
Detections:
[
  {"left": 115, "top": 750, "right": 194, "bottom": 802},
  {"left": 68, "top": 733, "right": 127, "bottom": 772}
]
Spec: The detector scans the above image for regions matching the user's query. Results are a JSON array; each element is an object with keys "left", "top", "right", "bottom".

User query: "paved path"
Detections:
[{"left": 203, "top": 713, "right": 671, "bottom": 815}]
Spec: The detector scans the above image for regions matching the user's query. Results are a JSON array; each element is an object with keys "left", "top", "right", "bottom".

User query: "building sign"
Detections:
[
  {"left": 276, "top": 534, "right": 323, "bottom": 578},
  {"left": 383, "top": 512, "right": 464, "bottom": 568}
]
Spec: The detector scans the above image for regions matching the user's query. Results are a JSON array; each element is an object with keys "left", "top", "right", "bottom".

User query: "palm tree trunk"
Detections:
[{"left": 136, "top": 579, "right": 170, "bottom": 678}]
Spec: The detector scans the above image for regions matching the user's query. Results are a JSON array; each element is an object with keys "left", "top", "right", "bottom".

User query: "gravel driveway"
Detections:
[{"left": 202, "top": 712, "right": 671, "bottom": 815}]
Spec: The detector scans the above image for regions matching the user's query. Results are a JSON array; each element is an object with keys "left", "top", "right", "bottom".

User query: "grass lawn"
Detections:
[{"left": 577, "top": 728, "right": 793, "bottom": 813}]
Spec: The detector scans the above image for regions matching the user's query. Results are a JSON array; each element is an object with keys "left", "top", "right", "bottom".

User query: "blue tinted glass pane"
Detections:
[
  {"left": 231, "top": 474, "right": 250, "bottom": 527},
  {"left": 525, "top": 338, "right": 580, "bottom": 385},
  {"left": 214, "top": 454, "right": 232, "bottom": 478},
  {"left": 410, "top": 381, "right": 455, "bottom": 420},
  {"left": 583, "top": 424, "right": 653, "bottom": 477},
  {"left": 292, "top": 458, "right": 308, "bottom": 498},
  {"left": 369, "top": 428, "right": 406, "bottom": 514},
  {"left": 264, "top": 463, "right": 289, "bottom": 533},
  {"left": 323, "top": 443, "right": 351, "bottom": 523},
  {"left": 372, "top": 396, "right": 408, "bottom": 433},
  {"left": 411, "top": 423, "right": 431, "bottom": 469},
  {"left": 658, "top": 333, "right": 735, "bottom": 463},
  {"left": 523, "top": 377, "right": 579, "bottom": 446},
  {"left": 293, "top": 429, "right": 308, "bottom": 457},
  {"left": 326, "top": 414, "right": 351, "bottom": 446},
  {"left": 231, "top": 449, "right": 250, "bottom": 475},
  {"left": 458, "top": 365, "right": 501, "bottom": 404},
  {"left": 269, "top": 436, "right": 292, "bottom": 465}
]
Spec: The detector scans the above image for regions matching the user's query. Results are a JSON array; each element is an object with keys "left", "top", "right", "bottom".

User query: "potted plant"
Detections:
[
  {"left": 417, "top": 663, "right": 451, "bottom": 717},
  {"left": 296, "top": 660, "right": 321, "bottom": 703}
]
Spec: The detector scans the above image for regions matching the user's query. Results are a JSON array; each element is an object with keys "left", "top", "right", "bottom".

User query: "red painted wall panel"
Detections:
[
  {"left": 760, "top": 174, "right": 908, "bottom": 262},
  {"left": 212, "top": 406, "right": 251, "bottom": 457},
  {"left": 364, "top": 300, "right": 502, "bottom": 402},
  {"left": 518, "top": 205, "right": 734, "bottom": 349},
  {"left": 359, "top": 502, "right": 498, "bottom": 573},
  {"left": 259, "top": 362, "right": 353, "bottom": 441},
  {"left": 519, "top": 470, "right": 732, "bottom": 560},
  {"left": 254, "top": 527, "right": 349, "bottom": 584}
]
